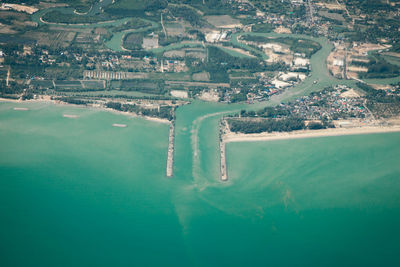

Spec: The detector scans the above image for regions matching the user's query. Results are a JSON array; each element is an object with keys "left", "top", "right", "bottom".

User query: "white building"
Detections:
[
  {"left": 333, "top": 59, "right": 344, "bottom": 66},
  {"left": 294, "top": 57, "right": 310, "bottom": 67},
  {"left": 205, "top": 31, "right": 221, "bottom": 43}
]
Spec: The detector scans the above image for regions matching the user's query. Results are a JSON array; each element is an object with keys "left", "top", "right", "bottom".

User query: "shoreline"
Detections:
[
  {"left": 0, "top": 97, "right": 171, "bottom": 125},
  {"left": 223, "top": 126, "right": 400, "bottom": 143},
  {"left": 39, "top": 16, "right": 123, "bottom": 26}
]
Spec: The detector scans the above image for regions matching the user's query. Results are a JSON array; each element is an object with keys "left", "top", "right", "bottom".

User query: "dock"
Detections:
[{"left": 166, "top": 122, "right": 175, "bottom": 177}]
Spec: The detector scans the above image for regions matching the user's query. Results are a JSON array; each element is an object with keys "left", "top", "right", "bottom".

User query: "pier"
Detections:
[
  {"left": 219, "top": 120, "right": 228, "bottom": 181},
  {"left": 166, "top": 122, "right": 175, "bottom": 177},
  {"left": 220, "top": 140, "right": 228, "bottom": 181}
]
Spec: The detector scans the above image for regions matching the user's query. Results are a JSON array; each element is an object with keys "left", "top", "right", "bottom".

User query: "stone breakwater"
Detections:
[
  {"left": 166, "top": 122, "right": 175, "bottom": 177},
  {"left": 219, "top": 120, "right": 228, "bottom": 181},
  {"left": 220, "top": 140, "right": 228, "bottom": 181}
]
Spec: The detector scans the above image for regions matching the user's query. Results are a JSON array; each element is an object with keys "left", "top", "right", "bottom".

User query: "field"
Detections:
[
  {"left": 30, "top": 80, "right": 54, "bottom": 89},
  {"left": 111, "top": 79, "right": 166, "bottom": 95},
  {"left": 164, "top": 49, "right": 186, "bottom": 58},
  {"left": 26, "top": 31, "right": 77, "bottom": 48},
  {"left": 383, "top": 55, "right": 400, "bottom": 67},
  {"left": 205, "top": 15, "right": 241, "bottom": 28},
  {"left": 54, "top": 80, "right": 83, "bottom": 90},
  {"left": 165, "top": 22, "right": 185, "bottom": 37},
  {"left": 81, "top": 80, "right": 105, "bottom": 89},
  {"left": 192, "top": 72, "right": 210, "bottom": 81},
  {"left": 213, "top": 45, "right": 255, "bottom": 58},
  {"left": 318, "top": 11, "right": 346, "bottom": 22},
  {"left": 150, "top": 72, "right": 191, "bottom": 81},
  {"left": 251, "top": 23, "right": 274, "bottom": 33},
  {"left": 123, "top": 33, "right": 143, "bottom": 50},
  {"left": 53, "top": 80, "right": 105, "bottom": 91}
]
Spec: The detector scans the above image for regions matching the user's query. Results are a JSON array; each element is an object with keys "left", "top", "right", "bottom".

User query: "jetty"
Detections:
[
  {"left": 220, "top": 140, "right": 228, "bottom": 181},
  {"left": 219, "top": 120, "right": 228, "bottom": 181},
  {"left": 166, "top": 122, "right": 175, "bottom": 177}
]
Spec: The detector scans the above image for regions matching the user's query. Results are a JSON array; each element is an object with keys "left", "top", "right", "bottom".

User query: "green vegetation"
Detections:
[
  {"left": 116, "top": 79, "right": 166, "bottom": 95},
  {"left": 170, "top": 0, "right": 234, "bottom": 15},
  {"left": 228, "top": 117, "right": 305, "bottom": 133},
  {"left": 56, "top": 97, "right": 89, "bottom": 105},
  {"left": 358, "top": 83, "right": 400, "bottom": 118},
  {"left": 359, "top": 55, "right": 400, "bottom": 79},
  {"left": 249, "top": 0, "right": 290, "bottom": 14},
  {"left": 169, "top": 6, "right": 204, "bottom": 27},
  {"left": 44, "top": 67, "right": 82, "bottom": 80},
  {"left": 230, "top": 93, "right": 248, "bottom": 103},
  {"left": 346, "top": 0, "right": 395, "bottom": 13},
  {"left": 251, "top": 23, "right": 274, "bottom": 33},
  {"left": 205, "top": 46, "right": 264, "bottom": 82},
  {"left": 105, "top": 0, "right": 167, "bottom": 16},
  {"left": 111, "top": 18, "right": 152, "bottom": 32},
  {"left": 123, "top": 33, "right": 144, "bottom": 50},
  {"left": 41, "top": 11, "right": 110, "bottom": 24},
  {"left": 63, "top": 0, "right": 96, "bottom": 11},
  {"left": 105, "top": 101, "right": 174, "bottom": 120}
]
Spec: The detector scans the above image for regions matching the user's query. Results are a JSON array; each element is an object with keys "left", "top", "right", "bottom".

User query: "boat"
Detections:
[
  {"left": 112, "top": 124, "right": 127, "bottom": 128},
  {"left": 63, "top": 114, "right": 79, "bottom": 118}
]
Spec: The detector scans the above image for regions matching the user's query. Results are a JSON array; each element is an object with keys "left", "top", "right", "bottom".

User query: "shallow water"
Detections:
[{"left": 1, "top": 101, "right": 400, "bottom": 266}]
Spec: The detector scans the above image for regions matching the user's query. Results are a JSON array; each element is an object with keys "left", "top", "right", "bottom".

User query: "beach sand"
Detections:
[{"left": 224, "top": 126, "right": 400, "bottom": 143}]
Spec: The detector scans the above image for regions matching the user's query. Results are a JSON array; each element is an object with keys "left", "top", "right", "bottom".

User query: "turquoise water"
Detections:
[{"left": 1, "top": 101, "right": 400, "bottom": 266}]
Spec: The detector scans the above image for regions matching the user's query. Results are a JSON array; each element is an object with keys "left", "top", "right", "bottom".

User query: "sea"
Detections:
[{"left": 1, "top": 101, "right": 400, "bottom": 266}]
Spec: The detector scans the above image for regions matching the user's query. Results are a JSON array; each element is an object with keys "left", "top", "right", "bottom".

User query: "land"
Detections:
[{"left": 222, "top": 117, "right": 400, "bottom": 143}]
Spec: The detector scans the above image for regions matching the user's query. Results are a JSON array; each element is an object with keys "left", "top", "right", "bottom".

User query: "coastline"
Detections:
[
  {"left": 0, "top": 97, "right": 171, "bottom": 125},
  {"left": 223, "top": 125, "right": 400, "bottom": 143}
]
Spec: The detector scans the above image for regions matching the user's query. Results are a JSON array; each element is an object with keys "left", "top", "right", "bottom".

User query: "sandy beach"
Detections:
[
  {"left": 224, "top": 125, "right": 400, "bottom": 143},
  {"left": 0, "top": 97, "right": 171, "bottom": 125}
]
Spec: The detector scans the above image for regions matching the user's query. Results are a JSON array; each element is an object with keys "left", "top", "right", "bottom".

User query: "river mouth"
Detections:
[{"left": 2, "top": 100, "right": 400, "bottom": 266}]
